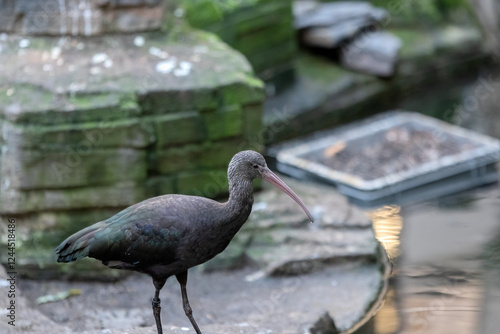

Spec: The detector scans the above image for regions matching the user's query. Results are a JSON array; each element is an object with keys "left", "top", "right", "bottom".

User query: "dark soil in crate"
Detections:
[{"left": 300, "top": 121, "right": 481, "bottom": 181}]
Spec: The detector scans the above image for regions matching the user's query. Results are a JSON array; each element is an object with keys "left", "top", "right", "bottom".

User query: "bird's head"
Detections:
[{"left": 229, "top": 150, "right": 314, "bottom": 223}]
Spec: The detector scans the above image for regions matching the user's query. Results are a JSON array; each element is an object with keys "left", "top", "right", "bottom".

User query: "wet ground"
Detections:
[{"left": 17, "top": 263, "right": 381, "bottom": 334}]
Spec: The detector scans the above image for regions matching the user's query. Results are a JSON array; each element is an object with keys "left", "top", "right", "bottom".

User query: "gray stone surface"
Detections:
[
  {"left": 0, "top": 0, "right": 165, "bottom": 36},
  {"left": 340, "top": 31, "right": 402, "bottom": 77},
  {"left": 295, "top": 1, "right": 388, "bottom": 50},
  {"left": 295, "top": 1, "right": 386, "bottom": 30},
  {"left": 302, "top": 16, "right": 376, "bottom": 49},
  {"left": 0, "top": 265, "right": 68, "bottom": 334}
]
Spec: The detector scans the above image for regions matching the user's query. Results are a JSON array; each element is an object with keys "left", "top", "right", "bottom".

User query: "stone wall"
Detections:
[
  {"left": 0, "top": 0, "right": 164, "bottom": 36},
  {"left": 0, "top": 5, "right": 265, "bottom": 278},
  {"left": 184, "top": 0, "right": 297, "bottom": 88}
]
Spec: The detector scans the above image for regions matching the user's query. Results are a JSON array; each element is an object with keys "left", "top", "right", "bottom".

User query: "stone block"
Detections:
[
  {"left": 107, "top": 6, "right": 163, "bottom": 33},
  {"left": 340, "top": 31, "right": 402, "bottom": 77},
  {"left": 155, "top": 144, "right": 202, "bottom": 174},
  {"left": 0, "top": 1, "right": 15, "bottom": 32},
  {"left": 146, "top": 175, "right": 176, "bottom": 197},
  {"left": 176, "top": 170, "right": 229, "bottom": 197},
  {"left": 184, "top": 0, "right": 225, "bottom": 28},
  {"left": 0, "top": 88, "right": 140, "bottom": 125},
  {"left": 0, "top": 181, "right": 145, "bottom": 214},
  {"left": 229, "top": 1, "right": 292, "bottom": 36},
  {"left": 242, "top": 103, "right": 264, "bottom": 150},
  {"left": 155, "top": 139, "right": 240, "bottom": 175},
  {"left": 154, "top": 112, "right": 206, "bottom": 148},
  {"left": 219, "top": 79, "right": 265, "bottom": 106},
  {"left": 0, "top": 117, "right": 155, "bottom": 150},
  {"left": 231, "top": 18, "right": 294, "bottom": 56},
  {"left": 23, "top": 3, "right": 104, "bottom": 36},
  {"left": 138, "top": 88, "right": 218, "bottom": 114},
  {"left": 202, "top": 105, "right": 243, "bottom": 140},
  {"left": 1, "top": 147, "right": 146, "bottom": 190},
  {"left": 98, "top": 0, "right": 160, "bottom": 7},
  {"left": 246, "top": 40, "right": 297, "bottom": 75},
  {"left": 200, "top": 139, "right": 241, "bottom": 169},
  {"left": 185, "top": 0, "right": 296, "bottom": 82}
]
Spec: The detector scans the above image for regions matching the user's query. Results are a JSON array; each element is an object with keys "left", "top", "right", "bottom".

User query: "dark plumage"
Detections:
[{"left": 55, "top": 150, "right": 313, "bottom": 334}]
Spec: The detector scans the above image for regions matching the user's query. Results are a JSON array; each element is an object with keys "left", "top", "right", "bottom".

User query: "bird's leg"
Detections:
[
  {"left": 176, "top": 271, "right": 203, "bottom": 334},
  {"left": 152, "top": 278, "right": 167, "bottom": 334}
]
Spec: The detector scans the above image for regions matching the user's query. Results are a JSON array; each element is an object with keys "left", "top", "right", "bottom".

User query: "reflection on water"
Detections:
[
  {"left": 370, "top": 205, "right": 403, "bottom": 262},
  {"left": 369, "top": 206, "right": 402, "bottom": 333},
  {"left": 365, "top": 184, "right": 500, "bottom": 334},
  {"left": 351, "top": 66, "right": 500, "bottom": 334}
]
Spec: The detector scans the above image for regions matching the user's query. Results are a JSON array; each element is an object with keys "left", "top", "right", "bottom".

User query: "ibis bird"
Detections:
[{"left": 55, "top": 150, "right": 313, "bottom": 334}]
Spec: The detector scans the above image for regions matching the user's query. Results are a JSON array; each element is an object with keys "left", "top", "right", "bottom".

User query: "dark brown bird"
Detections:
[{"left": 55, "top": 150, "right": 313, "bottom": 334}]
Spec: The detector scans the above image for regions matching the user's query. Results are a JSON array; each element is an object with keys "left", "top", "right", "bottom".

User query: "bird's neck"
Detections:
[{"left": 223, "top": 177, "right": 255, "bottom": 225}]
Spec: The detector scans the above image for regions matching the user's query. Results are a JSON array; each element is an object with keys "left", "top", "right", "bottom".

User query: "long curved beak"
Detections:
[{"left": 260, "top": 167, "right": 314, "bottom": 223}]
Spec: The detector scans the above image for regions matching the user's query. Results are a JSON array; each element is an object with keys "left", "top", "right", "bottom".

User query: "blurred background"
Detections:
[{"left": 1, "top": 0, "right": 500, "bottom": 333}]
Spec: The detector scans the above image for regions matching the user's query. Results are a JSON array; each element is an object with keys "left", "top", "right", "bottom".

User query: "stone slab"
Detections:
[
  {"left": 340, "top": 31, "right": 402, "bottom": 77},
  {"left": 0, "top": 115, "right": 156, "bottom": 150},
  {"left": 0, "top": 31, "right": 263, "bottom": 124},
  {"left": 295, "top": 1, "right": 387, "bottom": 30},
  {"left": 0, "top": 180, "right": 145, "bottom": 214},
  {"left": 1, "top": 147, "right": 146, "bottom": 190}
]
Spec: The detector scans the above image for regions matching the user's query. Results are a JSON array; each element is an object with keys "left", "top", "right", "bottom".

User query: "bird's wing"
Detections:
[
  {"left": 56, "top": 196, "right": 187, "bottom": 267},
  {"left": 89, "top": 199, "right": 186, "bottom": 267}
]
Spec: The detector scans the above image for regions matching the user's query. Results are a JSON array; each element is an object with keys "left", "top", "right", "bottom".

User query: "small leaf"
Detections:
[{"left": 36, "top": 289, "right": 81, "bottom": 305}]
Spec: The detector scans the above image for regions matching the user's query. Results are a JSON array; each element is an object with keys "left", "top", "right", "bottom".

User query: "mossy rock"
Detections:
[{"left": 183, "top": 0, "right": 297, "bottom": 78}]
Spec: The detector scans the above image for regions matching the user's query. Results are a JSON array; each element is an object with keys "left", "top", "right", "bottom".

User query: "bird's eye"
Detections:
[{"left": 253, "top": 164, "right": 259, "bottom": 169}]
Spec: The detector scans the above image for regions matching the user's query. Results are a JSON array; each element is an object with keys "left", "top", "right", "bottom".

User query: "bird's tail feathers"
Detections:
[{"left": 55, "top": 223, "right": 102, "bottom": 263}]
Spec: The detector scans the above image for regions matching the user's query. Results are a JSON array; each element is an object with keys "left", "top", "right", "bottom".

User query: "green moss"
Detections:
[
  {"left": 154, "top": 112, "right": 206, "bottom": 148},
  {"left": 176, "top": 169, "right": 229, "bottom": 197},
  {"left": 203, "top": 105, "right": 243, "bottom": 140},
  {"left": 0, "top": 85, "right": 141, "bottom": 126},
  {"left": 4, "top": 116, "right": 155, "bottom": 150},
  {"left": 184, "top": 0, "right": 296, "bottom": 80},
  {"left": 242, "top": 103, "right": 263, "bottom": 138},
  {"left": 8, "top": 148, "right": 146, "bottom": 190},
  {"left": 0, "top": 83, "right": 53, "bottom": 115},
  {"left": 247, "top": 40, "right": 297, "bottom": 74},
  {"left": 296, "top": 52, "right": 352, "bottom": 85},
  {"left": 139, "top": 88, "right": 218, "bottom": 114},
  {"left": 219, "top": 79, "right": 264, "bottom": 106},
  {"left": 231, "top": 19, "right": 294, "bottom": 56},
  {"left": 155, "top": 139, "right": 242, "bottom": 175},
  {"left": 200, "top": 139, "right": 241, "bottom": 169},
  {"left": 156, "top": 144, "right": 203, "bottom": 174},
  {"left": 0, "top": 182, "right": 145, "bottom": 214}
]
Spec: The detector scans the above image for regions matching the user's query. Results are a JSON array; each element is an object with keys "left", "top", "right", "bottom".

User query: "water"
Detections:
[{"left": 355, "top": 69, "right": 500, "bottom": 334}]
